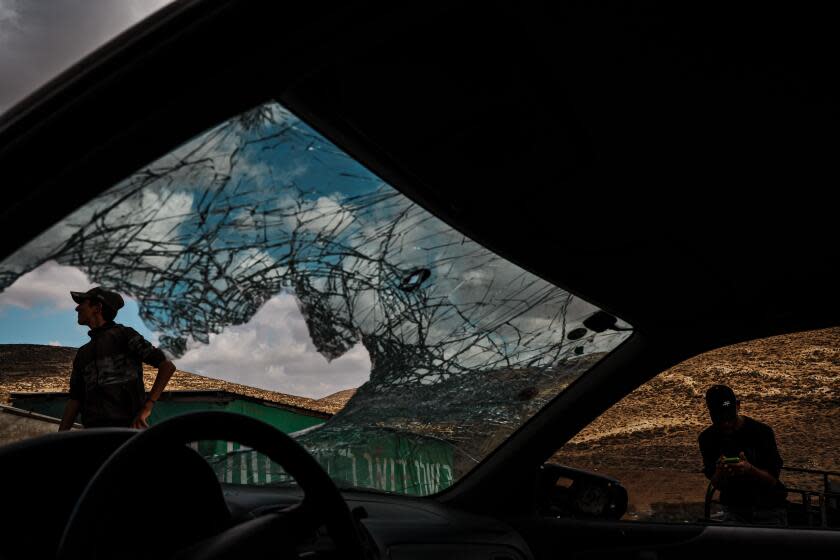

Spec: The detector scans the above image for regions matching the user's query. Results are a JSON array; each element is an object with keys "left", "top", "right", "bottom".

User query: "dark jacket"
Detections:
[
  {"left": 69, "top": 322, "right": 166, "bottom": 427},
  {"left": 699, "top": 415, "right": 787, "bottom": 508}
]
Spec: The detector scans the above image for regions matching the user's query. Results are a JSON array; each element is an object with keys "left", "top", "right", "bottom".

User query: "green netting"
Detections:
[{"left": 12, "top": 394, "right": 453, "bottom": 495}]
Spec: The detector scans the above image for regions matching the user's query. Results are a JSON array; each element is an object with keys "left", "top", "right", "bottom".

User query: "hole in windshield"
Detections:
[{"left": 0, "top": 102, "right": 633, "bottom": 495}]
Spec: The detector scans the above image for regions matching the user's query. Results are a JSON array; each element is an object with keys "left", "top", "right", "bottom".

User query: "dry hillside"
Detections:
[
  {"left": 0, "top": 344, "right": 354, "bottom": 415},
  {"left": 553, "top": 326, "right": 840, "bottom": 521},
  {"left": 2, "top": 326, "right": 838, "bottom": 522}
]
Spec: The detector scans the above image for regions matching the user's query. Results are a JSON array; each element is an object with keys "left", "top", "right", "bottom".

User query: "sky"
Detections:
[
  {"left": 0, "top": 260, "right": 373, "bottom": 398},
  {"left": 0, "top": 96, "right": 619, "bottom": 400},
  {"left": 0, "top": 1, "right": 371, "bottom": 399},
  {"left": 0, "top": 2, "right": 395, "bottom": 399},
  {"left": 0, "top": 0, "right": 173, "bottom": 114},
  {"left": 0, "top": 1, "right": 628, "bottom": 401}
]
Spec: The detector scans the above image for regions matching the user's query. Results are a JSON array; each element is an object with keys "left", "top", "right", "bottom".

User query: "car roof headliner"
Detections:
[{"left": 0, "top": 0, "right": 836, "bottom": 361}]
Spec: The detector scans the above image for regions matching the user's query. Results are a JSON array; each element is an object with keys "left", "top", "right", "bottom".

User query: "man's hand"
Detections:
[
  {"left": 715, "top": 451, "right": 755, "bottom": 478},
  {"left": 59, "top": 398, "right": 82, "bottom": 431},
  {"left": 132, "top": 359, "right": 175, "bottom": 429},
  {"left": 131, "top": 400, "right": 154, "bottom": 429},
  {"left": 728, "top": 451, "right": 753, "bottom": 475},
  {"left": 714, "top": 455, "right": 728, "bottom": 480}
]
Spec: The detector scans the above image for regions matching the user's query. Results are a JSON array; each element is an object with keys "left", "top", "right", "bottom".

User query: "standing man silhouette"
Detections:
[{"left": 59, "top": 287, "right": 176, "bottom": 430}]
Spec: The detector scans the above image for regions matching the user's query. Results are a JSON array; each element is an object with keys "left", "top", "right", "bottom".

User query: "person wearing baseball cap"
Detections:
[
  {"left": 698, "top": 384, "right": 787, "bottom": 525},
  {"left": 58, "top": 287, "right": 176, "bottom": 430}
]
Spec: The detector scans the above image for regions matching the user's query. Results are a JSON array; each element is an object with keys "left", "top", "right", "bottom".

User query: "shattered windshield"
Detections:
[{"left": 0, "top": 102, "right": 632, "bottom": 495}]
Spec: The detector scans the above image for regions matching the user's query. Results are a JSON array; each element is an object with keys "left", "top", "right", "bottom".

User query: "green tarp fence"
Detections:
[
  {"left": 11, "top": 393, "right": 454, "bottom": 496},
  {"left": 10, "top": 394, "right": 324, "bottom": 434},
  {"left": 201, "top": 430, "right": 454, "bottom": 495}
]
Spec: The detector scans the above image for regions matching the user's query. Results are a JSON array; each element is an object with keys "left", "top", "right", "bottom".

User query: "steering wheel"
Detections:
[{"left": 57, "top": 411, "right": 368, "bottom": 560}]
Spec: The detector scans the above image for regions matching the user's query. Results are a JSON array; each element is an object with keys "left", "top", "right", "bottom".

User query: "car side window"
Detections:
[{"left": 551, "top": 327, "right": 840, "bottom": 528}]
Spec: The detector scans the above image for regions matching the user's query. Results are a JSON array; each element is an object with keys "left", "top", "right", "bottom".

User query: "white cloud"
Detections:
[
  {"left": 0, "top": 1, "right": 21, "bottom": 30},
  {"left": 0, "top": 260, "right": 90, "bottom": 310},
  {"left": 108, "top": 187, "right": 195, "bottom": 273},
  {"left": 177, "top": 292, "right": 371, "bottom": 399},
  {"left": 297, "top": 196, "right": 355, "bottom": 235},
  {"left": 1, "top": 0, "right": 173, "bottom": 112},
  {"left": 0, "top": 201, "right": 99, "bottom": 278},
  {"left": 0, "top": 261, "right": 368, "bottom": 400},
  {"left": 126, "top": 0, "right": 172, "bottom": 21},
  {"left": 1, "top": 185, "right": 195, "bottom": 292}
]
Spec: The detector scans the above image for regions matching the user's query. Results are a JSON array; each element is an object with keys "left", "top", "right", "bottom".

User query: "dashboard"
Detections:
[{"left": 223, "top": 485, "right": 534, "bottom": 560}]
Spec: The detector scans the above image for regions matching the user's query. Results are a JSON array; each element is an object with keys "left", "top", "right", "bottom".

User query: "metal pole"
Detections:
[{"left": 820, "top": 494, "right": 827, "bottom": 528}]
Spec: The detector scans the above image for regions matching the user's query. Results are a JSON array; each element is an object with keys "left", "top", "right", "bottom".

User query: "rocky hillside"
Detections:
[
  {"left": 2, "top": 326, "right": 838, "bottom": 522},
  {"left": 553, "top": 326, "right": 840, "bottom": 520},
  {"left": 0, "top": 344, "right": 355, "bottom": 414}
]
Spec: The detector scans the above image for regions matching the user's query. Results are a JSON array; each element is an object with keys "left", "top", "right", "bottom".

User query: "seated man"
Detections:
[{"left": 699, "top": 384, "right": 787, "bottom": 525}]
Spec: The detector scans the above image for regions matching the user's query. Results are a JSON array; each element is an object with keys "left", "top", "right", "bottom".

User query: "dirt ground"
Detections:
[{"left": 552, "top": 326, "right": 840, "bottom": 522}]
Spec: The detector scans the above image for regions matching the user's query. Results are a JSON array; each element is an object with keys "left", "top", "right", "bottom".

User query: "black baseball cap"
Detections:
[
  {"left": 70, "top": 287, "right": 125, "bottom": 313},
  {"left": 705, "top": 384, "right": 738, "bottom": 423}
]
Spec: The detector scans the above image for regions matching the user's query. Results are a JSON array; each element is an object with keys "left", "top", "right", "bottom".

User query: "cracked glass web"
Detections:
[{"left": 0, "top": 102, "right": 633, "bottom": 494}]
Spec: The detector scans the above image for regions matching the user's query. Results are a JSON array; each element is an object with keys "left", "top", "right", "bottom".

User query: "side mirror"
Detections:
[{"left": 537, "top": 463, "right": 628, "bottom": 520}]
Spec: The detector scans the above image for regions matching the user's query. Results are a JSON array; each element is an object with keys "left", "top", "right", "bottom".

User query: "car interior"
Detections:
[{"left": 0, "top": 1, "right": 837, "bottom": 559}]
